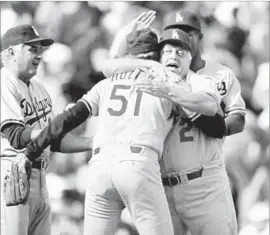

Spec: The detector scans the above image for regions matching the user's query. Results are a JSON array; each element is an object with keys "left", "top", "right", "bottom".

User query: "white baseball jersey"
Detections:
[
  {"left": 0, "top": 67, "right": 53, "bottom": 157},
  {"left": 161, "top": 61, "right": 246, "bottom": 174},
  {"left": 197, "top": 60, "right": 246, "bottom": 116},
  {"left": 79, "top": 69, "right": 174, "bottom": 157}
]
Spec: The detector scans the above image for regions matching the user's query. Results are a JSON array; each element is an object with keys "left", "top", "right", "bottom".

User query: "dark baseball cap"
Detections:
[
  {"left": 126, "top": 28, "right": 159, "bottom": 55},
  {"left": 163, "top": 11, "right": 201, "bottom": 32},
  {"left": 159, "top": 29, "right": 191, "bottom": 51},
  {"left": 1, "top": 24, "right": 54, "bottom": 51}
]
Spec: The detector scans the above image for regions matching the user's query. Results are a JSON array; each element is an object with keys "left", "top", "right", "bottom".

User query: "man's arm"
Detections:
[
  {"left": 169, "top": 82, "right": 219, "bottom": 116},
  {"left": 136, "top": 78, "right": 219, "bottom": 116},
  {"left": 24, "top": 78, "right": 102, "bottom": 161},
  {"left": 218, "top": 68, "right": 246, "bottom": 136},
  {"left": 2, "top": 120, "right": 92, "bottom": 153},
  {"left": 224, "top": 113, "right": 245, "bottom": 136},
  {"left": 25, "top": 101, "right": 92, "bottom": 161},
  {"left": 193, "top": 113, "right": 226, "bottom": 139},
  {"left": 50, "top": 134, "right": 92, "bottom": 153}
]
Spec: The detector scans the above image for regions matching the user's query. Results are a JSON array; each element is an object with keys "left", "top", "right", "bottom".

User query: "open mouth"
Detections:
[
  {"left": 32, "top": 60, "right": 40, "bottom": 67},
  {"left": 166, "top": 62, "right": 179, "bottom": 69}
]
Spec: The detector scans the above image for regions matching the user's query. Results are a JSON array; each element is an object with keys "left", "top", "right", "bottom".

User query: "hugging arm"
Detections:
[{"left": 25, "top": 101, "right": 92, "bottom": 161}]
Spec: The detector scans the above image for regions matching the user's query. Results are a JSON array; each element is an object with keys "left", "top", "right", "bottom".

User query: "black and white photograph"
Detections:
[{"left": 0, "top": 1, "right": 269, "bottom": 235}]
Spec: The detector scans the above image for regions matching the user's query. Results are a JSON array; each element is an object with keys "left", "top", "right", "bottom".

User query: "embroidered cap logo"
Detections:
[
  {"left": 175, "top": 13, "right": 183, "bottom": 23},
  {"left": 172, "top": 30, "right": 179, "bottom": 39}
]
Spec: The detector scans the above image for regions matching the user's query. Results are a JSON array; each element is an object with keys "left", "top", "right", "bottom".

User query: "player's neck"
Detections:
[
  {"left": 6, "top": 64, "right": 32, "bottom": 85},
  {"left": 190, "top": 52, "right": 206, "bottom": 73},
  {"left": 18, "top": 72, "right": 32, "bottom": 86}
]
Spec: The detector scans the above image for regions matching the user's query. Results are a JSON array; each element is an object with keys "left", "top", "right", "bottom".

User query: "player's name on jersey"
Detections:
[{"left": 110, "top": 69, "right": 145, "bottom": 82}]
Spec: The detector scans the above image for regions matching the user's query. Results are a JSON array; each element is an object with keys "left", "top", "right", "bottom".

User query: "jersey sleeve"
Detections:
[
  {"left": 79, "top": 80, "right": 105, "bottom": 116},
  {"left": 220, "top": 68, "right": 246, "bottom": 116},
  {"left": 0, "top": 76, "right": 25, "bottom": 133},
  {"left": 190, "top": 75, "right": 221, "bottom": 104},
  {"left": 184, "top": 75, "right": 221, "bottom": 121}
]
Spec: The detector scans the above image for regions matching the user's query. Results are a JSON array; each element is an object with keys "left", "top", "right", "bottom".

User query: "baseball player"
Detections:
[
  {"left": 1, "top": 25, "right": 92, "bottom": 235},
  {"left": 144, "top": 11, "right": 246, "bottom": 235},
  {"left": 105, "top": 11, "right": 245, "bottom": 235},
  {"left": 163, "top": 10, "right": 246, "bottom": 135}
]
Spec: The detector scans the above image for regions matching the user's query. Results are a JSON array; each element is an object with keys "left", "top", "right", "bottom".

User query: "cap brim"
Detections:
[
  {"left": 164, "top": 24, "right": 200, "bottom": 32},
  {"left": 24, "top": 37, "right": 54, "bottom": 47},
  {"left": 159, "top": 38, "right": 190, "bottom": 51}
]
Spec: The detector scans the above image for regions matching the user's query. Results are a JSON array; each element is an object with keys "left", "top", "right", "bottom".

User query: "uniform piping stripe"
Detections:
[
  {"left": 0, "top": 119, "right": 25, "bottom": 133},
  {"left": 79, "top": 99, "right": 92, "bottom": 114},
  {"left": 225, "top": 110, "right": 246, "bottom": 117},
  {"left": 191, "top": 113, "right": 201, "bottom": 121},
  {"left": 225, "top": 107, "right": 246, "bottom": 114}
]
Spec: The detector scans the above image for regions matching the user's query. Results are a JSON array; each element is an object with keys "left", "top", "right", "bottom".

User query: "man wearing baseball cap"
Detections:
[
  {"left": 1, "top": 24, "right": 94, "bottom": 235},
  {"left": 2, "top": 24, "right": 54, "bottom": 50},
  {"left": 0, "top": 24, "right": 55, "bottom": 235},
  {"left": 160, "top": 10, "right": 245, "bottom": 235},
  {"left": 103, "top": 27, "right": 161, "bottom": 76}
]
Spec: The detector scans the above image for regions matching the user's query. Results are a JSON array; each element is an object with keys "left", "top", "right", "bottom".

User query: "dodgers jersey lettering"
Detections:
[
  {"left": 80, "top": 69, "right": 173, "bottom": 157},
  {"left": 1, "top": 67, "right": 53, "bottom": 156},
  {"left": 161, "top": 62, "right": 246, "bottom": 174}
]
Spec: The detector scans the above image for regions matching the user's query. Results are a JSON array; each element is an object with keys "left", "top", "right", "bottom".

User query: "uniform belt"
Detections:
[
  {"left": 32, "top": 160, "right": 46, "bottom": 169},
  {"left": 93, "top": 145, "right": 143, "bottom": 155},
  {"left": 162, "top": 168, "right": 203, "bottom": 187}
]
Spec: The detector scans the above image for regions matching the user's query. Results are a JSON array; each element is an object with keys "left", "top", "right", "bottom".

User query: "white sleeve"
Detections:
[
  {"left": 190, "top": 75, "right": 221, "bottom": 104},
  {"left": 184, "top": 75, "right": 221, "bottom": 121},
  {"left": 0, "top": 76, "right": 25, "bottom": 132},
  {"left": 78, "top": 80, "right": 105, "bottom": 116},
  {"left": 219, "top": 68, "right": 246, "bottom": 116}
]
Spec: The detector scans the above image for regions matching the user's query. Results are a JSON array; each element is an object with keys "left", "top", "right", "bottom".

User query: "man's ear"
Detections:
[{"left": 8, "top": 47, "right": 15, "bottom": 56}]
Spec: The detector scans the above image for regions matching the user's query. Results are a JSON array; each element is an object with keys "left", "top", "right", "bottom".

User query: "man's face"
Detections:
[
  {"left": 181, "top": 27, "right": 201, "bottom": 58},
  {"left": 160, "top": 43, "right": 191, "bottom": 77},
  {"left": 15, "top": 42, "right": 43, "bottom": 78}
]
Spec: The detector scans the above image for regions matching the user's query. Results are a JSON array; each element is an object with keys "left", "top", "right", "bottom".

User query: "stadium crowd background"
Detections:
[{"left": 1, "top": 1, "right": 269, "bottom": 235}]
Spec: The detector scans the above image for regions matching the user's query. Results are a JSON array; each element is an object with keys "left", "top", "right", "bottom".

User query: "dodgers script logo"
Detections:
[{"left": 20, "top": 97, "right": 52, "bottom": 125}]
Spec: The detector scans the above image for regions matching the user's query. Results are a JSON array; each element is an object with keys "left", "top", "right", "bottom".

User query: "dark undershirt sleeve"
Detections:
[
  {"left": 224, "top": 113, "right": 245, "bottom": 136},
  {"left": 193, "top": 113, "right": 226, "bottom": 139},
  {"left": 1, "top": 124, "right": 32, "bottom": 149},
  {"left": 25, "top": 101, "right": 91, "bottom": 161}
]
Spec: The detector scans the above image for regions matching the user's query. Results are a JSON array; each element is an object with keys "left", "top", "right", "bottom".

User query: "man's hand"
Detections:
[
  {"left": 135, "top": 69, "right": 191, "bottom": 100},
  {"left": 135, "top": 79, "right": 172, "bottom": 100},
  {"left": 164, "top": 70, "right": 184, "bottom": 83},
  {"left": 109, "top": 10, "right": 156, "bottom": 58},
  {"left": 131, "top": 10, "right": 156, "bottom": 32}
]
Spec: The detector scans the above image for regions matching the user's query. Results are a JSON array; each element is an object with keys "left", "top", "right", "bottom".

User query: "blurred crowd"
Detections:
[{"left": 1, "top": 1, "right": 269, "bottom": 235}]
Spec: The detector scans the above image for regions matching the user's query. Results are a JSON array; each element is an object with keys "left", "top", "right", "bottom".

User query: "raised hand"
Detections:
[{"left": 132, "top": 10, "right": 157, "bottom": 31}]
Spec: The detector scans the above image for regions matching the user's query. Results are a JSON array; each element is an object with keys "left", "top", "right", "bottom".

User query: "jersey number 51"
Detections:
[{"left": 108, "top": 85, "right": 143, "bottom": 116}]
